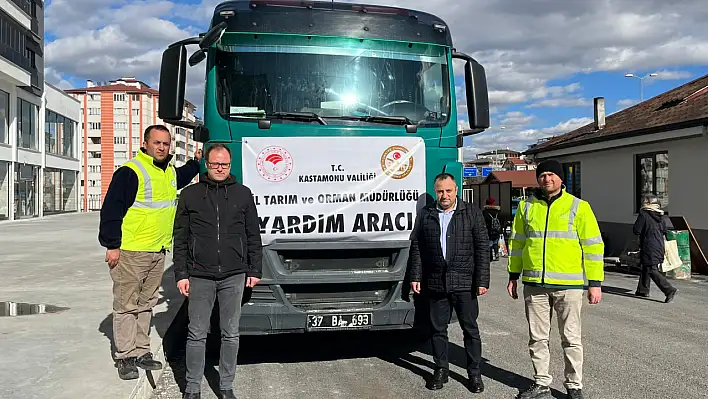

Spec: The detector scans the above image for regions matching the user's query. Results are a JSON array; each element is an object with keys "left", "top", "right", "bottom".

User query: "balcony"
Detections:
[
  {"left": 10, "top": 0, "right": 32, "bottom": 15},
  {"left": 0, "top": 44, "right": 31, "bottom": 86}
]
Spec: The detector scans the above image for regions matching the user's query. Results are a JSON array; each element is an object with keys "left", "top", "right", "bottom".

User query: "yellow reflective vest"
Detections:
[
  {"left": 120, "top": 151, "right": 178, "bottom": 252},
  {"left": 508, "top": 190, "right": 604, "bottom": 286}
]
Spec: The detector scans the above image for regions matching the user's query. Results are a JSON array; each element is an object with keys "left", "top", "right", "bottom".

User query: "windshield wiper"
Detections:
[
  {"left": 267, "top": 111, "right": 327, "bottom": 125},
  {"left": 332, "top": 115, "right": 415, "bottom": 126}
]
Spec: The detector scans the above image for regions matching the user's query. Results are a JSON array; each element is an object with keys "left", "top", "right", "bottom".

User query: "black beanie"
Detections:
[{"left": 536, "top": 160, "right": 563, "bottom": 181}]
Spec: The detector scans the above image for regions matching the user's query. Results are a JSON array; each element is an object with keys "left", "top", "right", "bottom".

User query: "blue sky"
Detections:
[{"left": 43, "top": 0, "right": 708, "bottom": 158}]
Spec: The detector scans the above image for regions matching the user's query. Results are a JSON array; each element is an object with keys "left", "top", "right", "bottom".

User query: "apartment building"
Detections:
[
  {"left": 1, "top": 1, "right": 82, "bottom": 221},
  {"left": 65, "top": 77, "right": 199, "bottom": 211}
]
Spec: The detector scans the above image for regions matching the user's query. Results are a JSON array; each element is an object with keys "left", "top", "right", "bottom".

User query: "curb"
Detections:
[{"left": 128, "top": 294, "right": 188, "bottom": 399}]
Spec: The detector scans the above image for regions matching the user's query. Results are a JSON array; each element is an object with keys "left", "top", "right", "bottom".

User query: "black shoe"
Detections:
[
  {"left": 426, "top": 368, "right": 449, "bottom": 390},
  {"left": 566, "top": 388, "right": 584, "bottom": 399},
  {"left": 116, "top": 357, "right": 139, "bottom": 380},
  {"left": 182, "top": 392, "right": 201, "bottom": 399},
  {"left": 634, "top": 292, "right": 649, "bottom": 298},
  {"left": 468, "top": 375, "right": 485, "bottom": 393},
  {"left": 220, "top": 389, "right": 237, "bottom": 399},
  {"left": 135, "top": 352, "right": 162, "bottom": 371},
  {"left": 517, "top": 383, "right": 552, "bottom": 399},
  {"left": 665, "top": 289, "right": 677, "bottom": 303}
]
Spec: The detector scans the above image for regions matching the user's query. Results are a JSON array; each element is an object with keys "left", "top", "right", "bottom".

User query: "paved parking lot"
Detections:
[{"left": 152, "top": 262, "right": 708, "bottom": 399}]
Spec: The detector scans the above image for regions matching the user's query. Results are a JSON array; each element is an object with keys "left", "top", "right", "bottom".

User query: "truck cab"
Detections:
[{"left": 158, "top": 0, "right": 489, "bottom": 335}]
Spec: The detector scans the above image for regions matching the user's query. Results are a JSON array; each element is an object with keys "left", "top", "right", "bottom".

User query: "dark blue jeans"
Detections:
[{"left": 185, "top": 273, "right": 246, "bottom": 393}]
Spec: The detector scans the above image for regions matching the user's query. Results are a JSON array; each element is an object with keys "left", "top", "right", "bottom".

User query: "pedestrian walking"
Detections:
[
  {"left": 506, "top": 160, "right": 605, "bottom": 399},
  {"left": 633, "top": 194, "right": 678, "bottom": 302},
  {"left": 172, "top": 143, "right": 263, "bottom": 399},
  {"left": 99, "top": 125, "right": 201, "bottom": 380},
  {"left": 409, "top": 172, "right": 490, "bottom": 393},
  {"left": 482, "top": 197, "right": 505, "bottom": 261}
]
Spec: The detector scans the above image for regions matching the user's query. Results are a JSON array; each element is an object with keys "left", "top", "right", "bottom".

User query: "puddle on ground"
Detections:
[{"left": 0, "top": 301, "right": 70, "bottom": 317}]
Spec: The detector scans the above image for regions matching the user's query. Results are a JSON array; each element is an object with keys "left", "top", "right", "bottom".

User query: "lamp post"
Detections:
[{"left": 625, "top": 73, "right": 658, "bottom": 102}]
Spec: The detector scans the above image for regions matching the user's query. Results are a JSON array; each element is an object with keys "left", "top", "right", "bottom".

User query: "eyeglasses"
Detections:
[{"left": 207, "top": 162, "right": 231, "bottom": 170}]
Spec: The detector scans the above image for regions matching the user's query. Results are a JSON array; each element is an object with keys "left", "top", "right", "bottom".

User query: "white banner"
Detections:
[{"left": 242, "top": 136, "right": 427, "bottom": 246}]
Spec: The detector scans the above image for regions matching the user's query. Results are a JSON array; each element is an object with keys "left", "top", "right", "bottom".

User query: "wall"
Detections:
[{"left": 538, "top": 129, "right": 708, "bottom": 259}]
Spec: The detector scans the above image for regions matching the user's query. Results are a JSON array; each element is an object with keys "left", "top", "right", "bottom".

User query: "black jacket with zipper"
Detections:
[
  {"left": 173, "top": 173, "right": 263, "bottom": 281},
  {"left": 633, "top": 208, "right": 668, "bottom": 266},
  {"left": 409, "top": 199, "right": 490, "bottom": 293}
]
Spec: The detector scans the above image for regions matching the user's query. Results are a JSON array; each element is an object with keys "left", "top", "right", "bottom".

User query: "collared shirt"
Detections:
[{"left": 438, "top": 200, "right": 457, "bottom": 260}]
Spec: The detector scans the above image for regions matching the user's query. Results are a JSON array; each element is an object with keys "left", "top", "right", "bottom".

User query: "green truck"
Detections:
[{"left": 158, "top": 0, "right": 489, "bottom": 335}]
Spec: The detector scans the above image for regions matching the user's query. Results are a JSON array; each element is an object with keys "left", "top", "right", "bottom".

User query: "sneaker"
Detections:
[
  {"left": 135, "top": 352, "right": 162, "bottom": 371},
  {"left": 116, "top": 357, "right": 138, "bottom": 380},
  {"left": 567, "top": 388, "right": 584, "bottom": 399},
  {"left": 517, "top": 383, "right": 552, "bottom": 399}
]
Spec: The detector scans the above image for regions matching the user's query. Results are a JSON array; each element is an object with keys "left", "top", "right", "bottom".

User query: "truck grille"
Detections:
[
  {"left": 277, "top": 248, "right": 399, "bottom": 272},
  {"left": 281, "top": 281, "right": 394, "bottom": 311}
]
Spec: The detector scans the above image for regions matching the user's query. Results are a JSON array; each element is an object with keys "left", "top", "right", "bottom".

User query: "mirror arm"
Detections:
[
  {"left": 452, "top": 51, "right": 474, "bottom": 62},
  {"left": 163, "top": 119, "right": 199, "bottom": 130},
  {"left": 167, "top": 37, "right": 201, "bottom": 49}
]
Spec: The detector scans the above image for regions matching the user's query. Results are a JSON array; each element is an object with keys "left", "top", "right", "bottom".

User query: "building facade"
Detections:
[
  {"left": 65, "top": 77, "right": 199, "bottom": 211},
  {"left": 1, "top": 1, "right": 82, "bottom": 221},
  {"left": 0, "top": 81, "right": 82, "bottom": 220}
]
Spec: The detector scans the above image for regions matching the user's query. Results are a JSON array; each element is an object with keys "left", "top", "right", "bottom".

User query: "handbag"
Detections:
[{"left": 661, "top": 239, "right": 682, "bottom": 272}]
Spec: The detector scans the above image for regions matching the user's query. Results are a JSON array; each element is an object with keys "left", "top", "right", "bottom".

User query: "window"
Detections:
[
  {"left": 132, "top": 136, "right": 141, "bottom": 146},
  {"left": 132, "top": 109, "right": 140, "bottom": 116},
  {"left": 88, "top": 94, "right": 100, "bottom": 101},
  {"left": 17, "top": 98, "right": 38, "bottom": 150},
  {"left": 114, "top": 108, "right": 127, "bottom": 115},
  {"left": 562, "top": 162, "right": 581, "bottom": 198},
  {"left": 88, "top": 122, "right": 101, "bottom": 130},
  {"left": 131, "top": 94, "right": 140, "bottom": 101},
  {"left": 45, "top": 109, "right": 77, "bottom": 158},
  {"left": 114, "top": 136, "right": 126, "bottom": 145},
  {"left": 115, "top": 151, "right": 127, "bottom": 159},
  {"left": 114, "top": 122, "right": 127, "bottom": 130},
  {"left": 114, "top": 93, "right": 126, "bottom": 102},
  {"left": 636, "top": 152, "right": 669, "bottom": 212},
  {"left": 43, "top": 168, "right": 78, "bottom": 214},
  {"left": 0, "top": 90, "right": 8, "bottom": 144},
  {"left": 88, "top": 108, "right": 101, "bottom": 115}
]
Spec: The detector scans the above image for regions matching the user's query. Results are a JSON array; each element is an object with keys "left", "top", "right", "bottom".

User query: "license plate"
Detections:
[{"left": 306, "top": 313, "right": 373, "bottom": 330}]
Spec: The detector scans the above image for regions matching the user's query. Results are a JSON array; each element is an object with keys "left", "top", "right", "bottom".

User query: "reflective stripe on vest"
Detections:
[
  {"left": 523, "top": 196, "right": 581, "bottom": 240},
  {"left": 125, "top": 159, "right": 177, "bottom": 209}
]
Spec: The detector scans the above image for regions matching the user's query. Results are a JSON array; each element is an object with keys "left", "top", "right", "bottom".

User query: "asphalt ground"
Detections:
[{"left": 152, "top": 262, "right": 708, "bottom": 399}]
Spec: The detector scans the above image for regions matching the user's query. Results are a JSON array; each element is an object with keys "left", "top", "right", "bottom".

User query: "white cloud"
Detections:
[
  {"left": 43, "top": 0, "right": 708, "bottom": 136},
  {"left": 461, "top": 116, "right": 593, "bottom": 159}
]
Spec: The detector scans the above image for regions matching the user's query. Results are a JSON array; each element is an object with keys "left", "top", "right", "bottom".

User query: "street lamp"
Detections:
[{"left": 625, "top": 73, "right": 658, "bottom": 102}]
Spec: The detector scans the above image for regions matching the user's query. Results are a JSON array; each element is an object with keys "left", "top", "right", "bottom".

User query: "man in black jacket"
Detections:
[
  {"left": 172, "top": 143, "right": 262, "bottom": 399},
  {"left": 633, "top": 194, "right": 677, "bottom": 302},
  {"left": 409, "top": 172, "right": 490, "bottom": 393}
]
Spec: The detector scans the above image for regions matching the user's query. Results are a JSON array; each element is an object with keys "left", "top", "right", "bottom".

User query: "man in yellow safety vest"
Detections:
[
  {"left": 507, "top": 160, "right": 604, "bottom": 399},
  {"left": 99, "top": 125, "right": 201, "bottom": 380}
]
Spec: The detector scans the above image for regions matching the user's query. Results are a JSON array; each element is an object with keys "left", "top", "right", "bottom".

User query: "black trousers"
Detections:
[
  {"left": 427, "top": 290, "right": 482, "bottom": 378},
  {"left": 636, "top": 264, "right": 675, "bottom": 296}
]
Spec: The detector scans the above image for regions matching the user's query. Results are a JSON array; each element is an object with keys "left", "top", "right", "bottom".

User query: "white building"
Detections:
[
  {"left": 526, "top": 80, "right": 708, "bottom": 275},
  {"left": 0, "top": 81, "right": 82, "bottom": 221}
]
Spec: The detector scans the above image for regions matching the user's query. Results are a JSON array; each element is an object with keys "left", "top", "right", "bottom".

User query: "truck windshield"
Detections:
[{"left": 215, "top": 44, "right": 450, "bottom": 126}]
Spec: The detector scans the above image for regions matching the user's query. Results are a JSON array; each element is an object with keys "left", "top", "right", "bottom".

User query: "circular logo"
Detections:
[
  {"left": 256, "top": 146, "right": 294, "bottom": 182},
  {"left": 380, "top": 145, "right": 414, "bottom": 180}
]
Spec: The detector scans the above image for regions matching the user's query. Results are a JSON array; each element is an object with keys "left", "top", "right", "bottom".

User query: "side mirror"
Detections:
[
  {"left": 200, "top": 21, "right": 227, "bottom": 49},
  {"left": 452, "top": 52, "right": 490, "bottom": 131},
  {"left": 158, "top": 45, "right": 187, "bottom": 121},
  {"left": 193, "top": 124, "right": 210, "bottom": 143}
]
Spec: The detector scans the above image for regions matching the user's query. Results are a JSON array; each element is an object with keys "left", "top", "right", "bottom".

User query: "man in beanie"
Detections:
[
  {"left": 482, "top": 197, "right": 505, "bottom": 261},
  {"left": 507, "top": 159, "right": 604, "bottom": 399}
]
